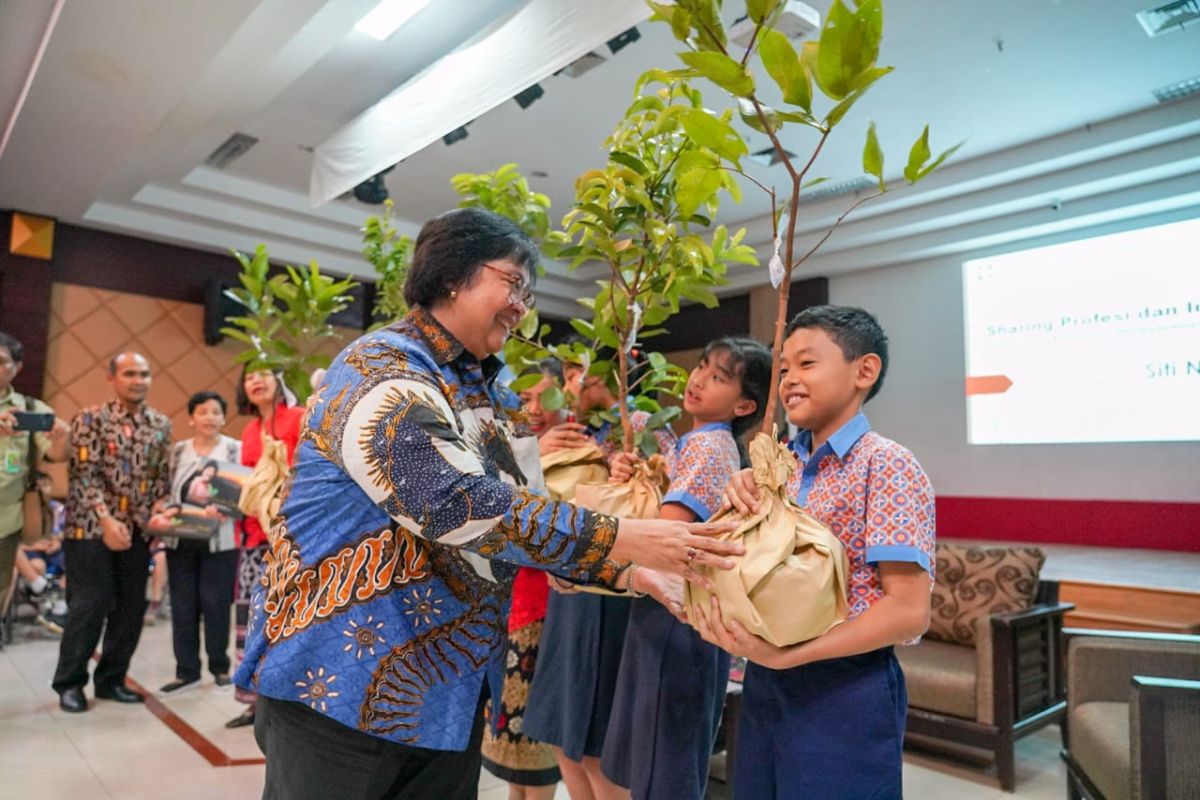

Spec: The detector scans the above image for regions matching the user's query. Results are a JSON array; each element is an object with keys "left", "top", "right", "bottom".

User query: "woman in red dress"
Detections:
[{"left": 225, "top": 367, "right": 305, "bottom": 729}]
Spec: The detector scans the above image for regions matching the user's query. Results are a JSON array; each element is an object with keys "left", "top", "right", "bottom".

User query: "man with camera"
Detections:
[
  {"left": 0, "top": 331, "right": 69, "bottom": 640},
  {"left": 51, "top": 351, "right": 173, "bottom": 712}
]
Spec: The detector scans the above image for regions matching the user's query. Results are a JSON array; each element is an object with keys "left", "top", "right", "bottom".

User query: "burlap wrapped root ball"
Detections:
[
  {"left": 573, "top": 453, "right": 669, "bottom": 519},
  {"left": 568, "top": 454, "right": 669, "bottom": 597},
  {"left": 541, "top": 442, "right": 610, "bottom": 502},
  {"left": 685, "top": 432, "right": 849, "bottom": 647}
]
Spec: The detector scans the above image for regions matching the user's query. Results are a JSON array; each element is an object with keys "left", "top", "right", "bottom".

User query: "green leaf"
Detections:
[
  {"left": 569, "top": 318, "right": 596, "bottom": 339},
  {"left": 803, "top": 176, "right": 829, "bottom": 189},
  {"left": 823, "top": 77, "right": 881, "bottom": 127},
  {"left": 539, "top": 385, "right": 566, "bottom": 412},
  {"left": 677, "top": 51, "right": 754, "bottom": 97},
  {"left": 915, "top": 139, "right": 964, "bottom": 182},
  {"left": 815, "top": 0, "right": 883, "bottom": 101},
  {"left": 646, "top": 405, "right": 683, "bottom": 430},
  {"left": 747, "top": 0, "right": 780, "bottom": 24},
  {"left": 509, "top": 373, "right": 544, "bottom": 392},
  {"left": 758, "top": 29, "right": 812, "bottom": 112},
  {"left": 862, "top": 121, "right": 884, "bottom": 190},
  {"left": 609, "top": 151, "right": 648, "bottom": 175},
  {"left": 637, "top": 428, "right": 659, "bottom": 457},
  {"left": 675, "top": 165, "right": 723, "bottom": 219},
  {"left": 679, "top": 109, "right": 748, "bottom": 164},
  {"left": 904, "top": 125, "right": 931, "bottom": 183}
]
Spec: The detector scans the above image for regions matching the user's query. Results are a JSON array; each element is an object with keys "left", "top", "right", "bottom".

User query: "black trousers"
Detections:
[
  {"left": 255, "top": 692, "right": 487, "bottom": 800},
  {"left": 165, "top": 541, "right": 237, "bottom": 681},
  {"left": 52, "top": 536, "right": 150, "bottom": 694}
]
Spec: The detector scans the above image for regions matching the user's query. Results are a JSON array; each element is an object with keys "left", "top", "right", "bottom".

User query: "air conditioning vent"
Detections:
[
  {"left": 1137, "top": 0, "right": 1200, "bottom": 36},
  {"left": 799, "top": 175, "right": 874, "bottom": 205},
  {"left": 1152, "top": 74, "right": 1200, "bottom": 103},
  {"left": 205, "top": 132, "right": 259, "bottom": 169}
]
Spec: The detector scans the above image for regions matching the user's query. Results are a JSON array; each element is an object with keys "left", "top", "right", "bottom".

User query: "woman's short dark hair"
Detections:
[
  {"left": 0, "top": 331, "right": 23, "bottom": 364},
  {"left": 403, "top": 207, "right": 539, "bottom": 308},
  {"left": 188, "top": 390, "right": 227, "bottom": 416},
  {"left": 785, "top": 305, "right": 890, "bottom": 401},
  {"left": 700, "top": 336, "right": 773, "bottom": 441}
]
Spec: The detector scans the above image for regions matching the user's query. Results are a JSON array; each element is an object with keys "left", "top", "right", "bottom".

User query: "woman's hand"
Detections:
[
  {"left": 610, "top": 518, "right": 742, "bottom": 588},
  {"left": 633, "top": 567, "right": 687, "bottom": 622},
  {"left": 146, "top": 507, "right": 179, "bottom": 533},
  {"left": 538, "top": 422, "right": 592, "bottom": 455},
  {"left": 693, "top": 596, "right": 795, "bottom": 670},
  {"left": 608, "top": 452, "right": 639, "bottom": 484},
  {"left": 202, "top": 504, "right": 225, "bottom": 520},
  {"left": 721, "top": 468, "right": 760, "bottom": 515}
]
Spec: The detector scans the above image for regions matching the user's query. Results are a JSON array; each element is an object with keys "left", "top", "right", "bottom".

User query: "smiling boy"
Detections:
[{"left": 702, "top": 305, "right": 936, "bottom": 800}]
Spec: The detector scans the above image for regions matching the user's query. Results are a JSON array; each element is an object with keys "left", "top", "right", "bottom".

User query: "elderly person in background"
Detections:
[
  {"left": 236, "top": 207, "right": 741, "bottom": 800},
  {"left": 159, "top": 390, "right": 242, "bottom": 693}
]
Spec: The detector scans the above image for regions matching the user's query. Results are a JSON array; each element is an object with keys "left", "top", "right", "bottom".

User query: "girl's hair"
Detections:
[{"left": 700, "top": 336, "right": 773, "bottom": 444}]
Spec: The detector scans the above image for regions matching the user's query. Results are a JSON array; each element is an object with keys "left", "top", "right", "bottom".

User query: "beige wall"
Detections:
[{"left": 40, "top": 284, "right": 356, "bottom": 496}]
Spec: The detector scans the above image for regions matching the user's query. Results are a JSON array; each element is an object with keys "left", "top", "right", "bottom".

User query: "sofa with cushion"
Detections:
[
  {"left": 1062, "top": 629, "right": 1200, "bottom": 800},
  {"left": 896, "top": 541, "right": 1073, "bottom": 791}
]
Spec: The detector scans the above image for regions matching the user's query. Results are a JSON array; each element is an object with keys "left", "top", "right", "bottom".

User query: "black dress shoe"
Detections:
[
  {"left": 213, "top": 673, "right": 232, "bottom": 687},
  {"left": 59, "top": 687, "right": 88, "bottom": 713},
  {"left": 159, "top": 677, "right": 199, "bottom": 693},
  {"left": 95, "top": 685, "right": 144, "bottom": 703}
]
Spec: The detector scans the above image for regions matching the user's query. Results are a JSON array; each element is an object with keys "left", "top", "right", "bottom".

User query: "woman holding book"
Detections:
[{"left": 159, "top": 391, "right": 241, "bottom": 693}]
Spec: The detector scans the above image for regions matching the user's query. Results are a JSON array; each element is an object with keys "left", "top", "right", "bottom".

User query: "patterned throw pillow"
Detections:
[{"left": 926, "top": 542, "right": 1045, "bottom": 646}]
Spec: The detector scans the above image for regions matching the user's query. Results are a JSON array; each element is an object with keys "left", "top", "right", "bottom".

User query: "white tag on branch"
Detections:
[
  {"left": 626, "top": 302, "right": 643, "bottom": 353},
  {"left": 769, "top": 217, "right": 787, "bottom": 289}
]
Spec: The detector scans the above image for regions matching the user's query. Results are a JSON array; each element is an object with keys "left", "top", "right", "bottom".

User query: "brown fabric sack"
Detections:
[
  {"left": 685, "top": 432, "right": 849, "bottom": 647},
  {"left": 541, "top": 443, "right": 609, "bottom": 502},
  {"left": 237, "top": 433, "right": 290, "bottom": 536},
  {"left": 571, "top": 454, "right": 668, "bottom": 597}
]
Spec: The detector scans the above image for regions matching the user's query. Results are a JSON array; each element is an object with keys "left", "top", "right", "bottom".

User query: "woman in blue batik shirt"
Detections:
[
  {"left": 235, "top": 208, "right": 742, "bottom": 800},
  {"left": 601, "top": 337, "right": 772, "bottom": 800}
]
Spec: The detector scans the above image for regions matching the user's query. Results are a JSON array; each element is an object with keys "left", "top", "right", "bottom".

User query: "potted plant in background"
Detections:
[{"left": 220, "top": 245, "right": 359, "bottom": 405}]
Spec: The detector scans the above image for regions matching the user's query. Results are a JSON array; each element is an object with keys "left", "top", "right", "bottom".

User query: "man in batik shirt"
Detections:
[{"left": 53, "top": 352, "right": 172, "bottom": 713}]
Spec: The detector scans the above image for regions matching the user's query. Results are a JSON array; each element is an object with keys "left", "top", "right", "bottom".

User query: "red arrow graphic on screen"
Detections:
[{"left": 965, "top": 375, "right": 1013, "bottom": 395}]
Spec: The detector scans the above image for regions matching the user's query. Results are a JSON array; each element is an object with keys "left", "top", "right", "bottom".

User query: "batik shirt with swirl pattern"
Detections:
[{"left": 234, "top": 308, "right": 622, "bottom": 750}]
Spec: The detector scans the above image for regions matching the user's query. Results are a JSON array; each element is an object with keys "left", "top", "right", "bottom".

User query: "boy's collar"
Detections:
[{"left": 791, "top": 412, "right": 871, "bottom": 461}]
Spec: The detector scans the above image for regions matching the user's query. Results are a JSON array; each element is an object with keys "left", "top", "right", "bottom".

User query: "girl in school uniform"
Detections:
[
  {"left": 601, "top": 337, "right": 772, "bottom": 800},
  {"left": 523, "top": 350, "right": 677, "bottom": 800}
]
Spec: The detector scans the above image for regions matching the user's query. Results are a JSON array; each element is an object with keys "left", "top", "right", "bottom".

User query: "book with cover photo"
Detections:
[
  {"left": 164, "top": 503, "right": 221, "bottom": 541},
  {"left": 180, "top": 458, "right": 253, "bottom": 514}
]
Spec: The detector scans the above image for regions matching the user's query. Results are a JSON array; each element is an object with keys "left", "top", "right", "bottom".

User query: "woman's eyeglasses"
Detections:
[{"left": 481, "top": 263, "right": 536, "bottom": 310}]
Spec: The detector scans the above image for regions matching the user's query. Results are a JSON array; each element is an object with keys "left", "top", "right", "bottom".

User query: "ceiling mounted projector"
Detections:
[{"left": 730, "top": 1, "right": 820, "bottom": 46}]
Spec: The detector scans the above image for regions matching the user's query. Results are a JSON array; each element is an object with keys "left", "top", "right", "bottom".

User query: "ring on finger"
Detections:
[{"left": 685, "top": 547, "right": 697, "bottom": 562}]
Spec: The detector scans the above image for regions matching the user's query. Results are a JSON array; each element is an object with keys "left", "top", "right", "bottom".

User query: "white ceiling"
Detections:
[{"left": 2, "top": 0, "right": 1199, "bottom": 319}]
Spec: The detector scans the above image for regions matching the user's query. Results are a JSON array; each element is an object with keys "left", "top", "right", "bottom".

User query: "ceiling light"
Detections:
[
  {"left": 514, "top": 84, "right": 544, "bottom": 109},
  {"left": 355, "top": 0, "right": 435, "bottom": 41},
  {"left": 205, "top": 132, "right": 258, "bottom": 169},
  {"left": 1136, "top": 0, "right": 1200, "bottom": 36},
  {"left": 1153, "top": 74, "right": 1200, "bottom": 102},
  {"left": 606, "top": 27, "right": 641, "bottom": 54}
]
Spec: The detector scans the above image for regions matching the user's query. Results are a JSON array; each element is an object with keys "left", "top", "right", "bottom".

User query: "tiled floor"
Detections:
[{"left": 1, "top": 621, "right": 1071, "bottom": 799}]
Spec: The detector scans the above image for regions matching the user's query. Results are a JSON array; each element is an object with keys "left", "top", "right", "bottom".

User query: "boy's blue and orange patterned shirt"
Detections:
[
  {"left": 786, "top": 412, "right": 936, "bottom": 620},
  {"left": 664, "top": 422, "right": 741, "bottom": 521},
  {"left": 234, "top": 307, "right": 621, "bottom": 751}
]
